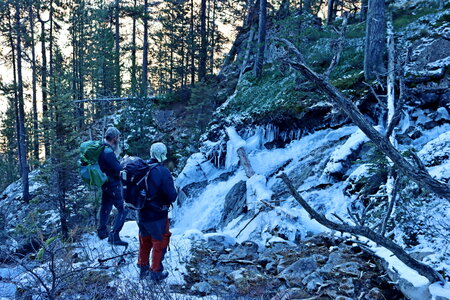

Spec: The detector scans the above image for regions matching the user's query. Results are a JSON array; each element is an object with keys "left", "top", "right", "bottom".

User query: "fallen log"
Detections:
[
  {"left": 278, "top": 172, "right": 444, "bottom": 284},
  {"left": 274, "top": 37, "right": 450, "bottom": 202}
]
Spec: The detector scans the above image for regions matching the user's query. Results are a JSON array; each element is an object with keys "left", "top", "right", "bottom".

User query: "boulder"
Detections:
[
  {"left": 205, "top": 233, "right": 237, "bottom": 252},
  {"left": 332, "top": 262, "right": 361, "bottom": 277},
  {"left": 365, "top": 287, "right": 386, "bottom": 300},
  {"left": 319, "top": 250, "right": 347, "bottom": 273},
  {"left": 220, "top": 180, "right": 247, "bottom": 227},
  {"left": 191, "top": 282, "right": 212, "bottom": 295},
  {"left": 279, "top": 257, "right": 318, "bottom": 287},
  {"left": 270, "top": 287, "right": 310, "bottom": 300},
  {"left": 301, "top": 272, "right": 324, "bottom": 293},
  {"left": 338, "top": 278, "right": 355, "bottom": 296},
  {"left": 225, "top": 240, "right": 259, "bottom": 261}
]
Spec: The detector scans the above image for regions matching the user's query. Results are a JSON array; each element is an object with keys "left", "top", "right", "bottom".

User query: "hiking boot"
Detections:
[
  {"left": 139, "top": 265, "right": 150, "bottom": 280},
  {"left": 108, "top": 235, "right": 129, "bottom": 247},
  {"left": 149, "top": 270, "right": 169, "bottom": 281},
  {"left": 97, "top": 230, "right": 108, "bottom": 240}
]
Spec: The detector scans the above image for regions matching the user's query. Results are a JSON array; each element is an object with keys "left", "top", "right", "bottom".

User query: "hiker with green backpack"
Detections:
[
  {"left": 79, "top": 127, "right": 129, "bottom": 246},
  {"left": 97, "top": 127, "right": 129, "bottom": 246}
]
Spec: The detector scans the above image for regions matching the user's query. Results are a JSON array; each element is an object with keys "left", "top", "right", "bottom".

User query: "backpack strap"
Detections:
[
  {"left": 143, "top": 163, "right": 160, "bottom": 200},
  {"left": 136, "top": 163, "right": 159, "bottom": 189}
]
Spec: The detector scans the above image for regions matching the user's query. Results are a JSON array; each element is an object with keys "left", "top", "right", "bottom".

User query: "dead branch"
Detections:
[
  {"left": 278, "top": 172, "right": 444, "bottom": 283},
  {"left": 409, "top": 151, "right": 428, "bottom": 173},
  {"left": 381, "top": 173, "right": 399, "bottom": 236},
  {"left": 273, "top": 37, "right": 450, "bottom": 202},
  {"left": 363, "top": 82, "right": 388, "bottom": 109},
  {"left": 324, "top": 13, "right": 349, "bottom": 78},
  {"left": 236, "top": 206, "right": 266, "bottom": 238}
]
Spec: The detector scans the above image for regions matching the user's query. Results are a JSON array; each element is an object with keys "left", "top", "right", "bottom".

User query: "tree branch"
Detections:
[
  {"left": 278, "top": 172, "right": 444, "bottom": 283},
  {"left": 324, "top": 12, "right": 348, "bottom": 78},
  {"left": 273, "top": 37, "right": 450, "bottom": 202},
  {"left": 381, "top": 173, "right": 399, "bottom": 236}
]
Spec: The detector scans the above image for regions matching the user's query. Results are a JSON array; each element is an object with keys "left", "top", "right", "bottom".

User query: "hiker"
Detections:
[
  {"left": 97, "top": 127, "right": 129, "bottom": 246},
  {"left": 137, "top": 142, "right": 177, "bottom": 281}
]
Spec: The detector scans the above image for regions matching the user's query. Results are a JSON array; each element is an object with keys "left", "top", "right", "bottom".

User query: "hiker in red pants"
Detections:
[{"left": 137, "top": 143, "right": 177, "bottom": 281}]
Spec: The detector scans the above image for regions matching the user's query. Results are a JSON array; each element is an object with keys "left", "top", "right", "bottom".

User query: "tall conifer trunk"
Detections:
[
  {"left": 141, "top": 0, "right": 149, "bottom": 98},
  {"left": 15, "top": 0, "right": 30, "bottom": 203},
  {"left": 199, "top": 0, "right": 207, "bottom": 81},
  {"left": 364, "top": 0, "right": 385, "bottom": 81},
  {"left": 254, "top": 0, "right": 267, "bottom": 79}
]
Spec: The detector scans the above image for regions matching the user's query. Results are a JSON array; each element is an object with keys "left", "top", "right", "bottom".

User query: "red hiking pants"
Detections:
[{"left": 138, "top": 218, "right": 171, "bottom": 272}]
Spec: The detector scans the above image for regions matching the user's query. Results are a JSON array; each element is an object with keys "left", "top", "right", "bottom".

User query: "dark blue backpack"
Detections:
[{"left": 120, "top": 157, "right": 158, "bottom": 210}]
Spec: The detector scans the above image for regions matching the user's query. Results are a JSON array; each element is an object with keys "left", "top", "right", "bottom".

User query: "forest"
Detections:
[{"left": 0, "top": 0, "right": 450, "bottom": 298}]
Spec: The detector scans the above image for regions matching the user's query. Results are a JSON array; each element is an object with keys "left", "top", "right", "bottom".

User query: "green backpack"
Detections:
[{"left": 79, "top": 141, "right": 108, "bottom": 187}]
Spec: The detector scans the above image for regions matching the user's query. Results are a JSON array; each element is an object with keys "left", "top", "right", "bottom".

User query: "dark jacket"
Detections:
[
  {"left": 98, "top": 144, "right": 122, "bottom": 187},
  {"left": 138, "top": 158, "right": 177, "bottom": 240}
]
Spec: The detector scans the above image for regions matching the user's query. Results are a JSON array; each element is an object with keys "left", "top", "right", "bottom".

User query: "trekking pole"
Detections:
[{"left": 98, "top": 251, "right": 137, "bottom": 263}]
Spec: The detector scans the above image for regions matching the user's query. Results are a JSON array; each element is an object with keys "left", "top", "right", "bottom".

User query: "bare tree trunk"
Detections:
[
  {"left": 364, "top": 0, "right": 385, "bottom": 81},
  {"left": 199, "top": 0, "right": 208, "bottom": 81},
  {"left": 324, "top": 13, "right": 348, "bottom": 78},
  {"left": 114, "top": 0, "right": 121, "bottom": 97},
  {"left": 49, "top": 0, "right": 54, "bottom": 96},
  {"left": 141, "top": 0, "right": 149, "bottom": 98},
  {"left": 360, "top": 0, "right": 368, "bottom": 22},
  {"left": 29, "top": 3, "right": 39, "bottom": 163},
  {"left": 209, "top": 0, "right": 216, "bottom": 74},
  {"left": 327, "top": 0, "right": 335, "bottom": 24},
  {"left": 279, "top": 173, "right": 444, "bottom": 283},
  {"left": 382, "top": 15, "right": 398, "bottom": 238},
  {"left": 7, "top": 15, "right": 22, "bottom": 175},
  {"left": 15, "top": 0, "right": 30, "bottom": 203},
  {"left": 180, "top": 37, "right": 185, "bottom": 87},
  {"left": 190, "top": 0, "right": 195, "bottom": 85},
  {"left": 254, "top": 0, "right": 267, "bottom": 79},
  {"left": 276, "top": 0, "right": 290, "bottom": 19},
  {"left": 131, "top": 0, "right": 137, "bottom": 95},
  {"left": 39, "top": 13, "right": 50, "bottom": 159},
  {"left": 386, "top": 14, "right": 396, "bottom": 142},
  {"left": 169, "top": 18, "right": 174, "bottom": 89},
  {"left": 78, "top": 1, "right": 85, "bottom": 128},
  {"left": 381, "top": 171, "right": 398, "bottom": 236},
  {"left": 238, "top": 24, "right": 257, "bottom": 83},
  {"left": 276, "top": 38, "right": 450, "bottom": 201},
  {"left": 303, "top": 0, "right": 311, "bottom": 13}
]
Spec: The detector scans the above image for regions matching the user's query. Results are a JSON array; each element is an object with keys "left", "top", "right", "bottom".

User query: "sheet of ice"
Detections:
[
  {"left": 249, "top": 126, "right": 359, "bottom": 176},
  {"left": 173, "top": 171, "right": 247, "bottom": 231},
  {"left": 246, "top": 174, "right": 272, "bottom": 211},
  {"left": 175, "top": 153, "right": 224, "bottom": 189}
]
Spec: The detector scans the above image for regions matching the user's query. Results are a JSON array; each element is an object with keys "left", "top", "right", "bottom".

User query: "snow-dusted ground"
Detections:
[{"left": 2, "top": 121, "right": 450, "bottom": 299}]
